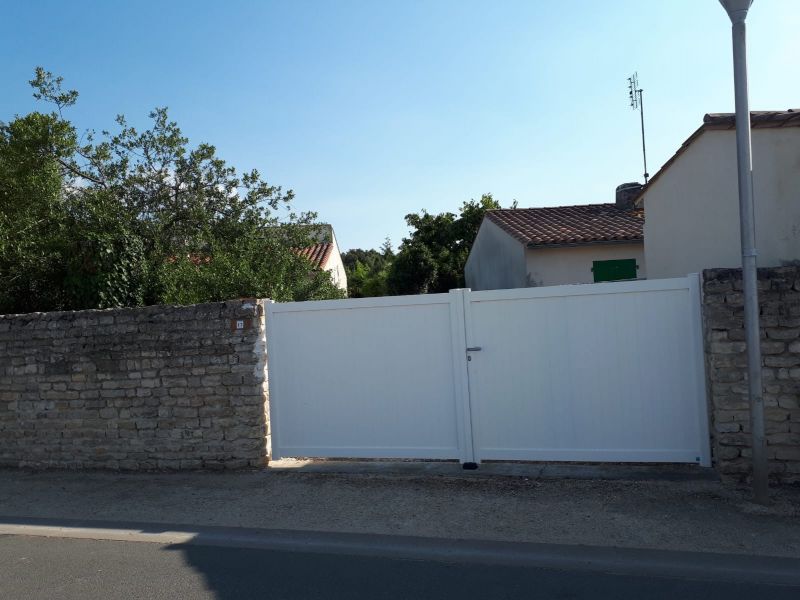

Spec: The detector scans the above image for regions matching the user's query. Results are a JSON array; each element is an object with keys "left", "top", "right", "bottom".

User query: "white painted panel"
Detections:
[
  {"left": 267, "top": 296, "right": 461, "bottom": 459},
  {"left": 465, "top": 279, "right": 708, "bottom": 463},
  {"left": 267, "top": 278, "right": 709, "bottom": 465}
]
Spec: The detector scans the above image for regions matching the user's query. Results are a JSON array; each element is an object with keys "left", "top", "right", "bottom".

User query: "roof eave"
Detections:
[{"left": 526, "top": 238, "right": 644, "bottom": 250}]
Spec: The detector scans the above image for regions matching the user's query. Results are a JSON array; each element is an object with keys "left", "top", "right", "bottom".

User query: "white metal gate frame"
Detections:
[
  {"left": 460, "top": 276, "right": 711, "bottom": 467},
  {"left": 266, "top": 292, "right": 469, "bottom": 461},
  {"left": 266, "top": 275, "right": 711, "bottom": 466}
]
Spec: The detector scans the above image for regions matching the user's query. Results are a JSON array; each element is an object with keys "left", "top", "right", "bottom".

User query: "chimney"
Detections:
[{"left": 615, "top": 182, "right": 643, "bottom": 211}]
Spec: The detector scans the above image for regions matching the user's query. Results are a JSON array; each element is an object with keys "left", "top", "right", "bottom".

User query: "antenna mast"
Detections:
[{"left": 628, "top": 72, "right": 649, "bottom": 183}]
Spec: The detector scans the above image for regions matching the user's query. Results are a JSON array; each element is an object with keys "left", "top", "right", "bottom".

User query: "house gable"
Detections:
[
  {"left": 634, "top": 109, "right": 800, "bottom": 208},
  {"left": 296, "top": 226, "right": 348, "bottom": 293},
  {"left": 466, "top": 203, "right": 644, "bottom": 290},
  {"left": 465, "top": 218, "right": 527, "bottom": 291},
  {"left": 639, "top": 120, "right": 800, "bottom": 278}
]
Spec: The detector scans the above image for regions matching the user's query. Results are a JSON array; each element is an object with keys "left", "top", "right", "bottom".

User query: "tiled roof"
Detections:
[
  {"left": 704, "top": 109, "right": 800, "bottom": 129},
  {"left": 296, "top": 242, "right": 334, "bottom": 269},
  {"left": 486, "top": 205, "right": 643, "bottom": 248},
  {"left": 635, "top": 109, "right": 800, "bottom": 205}
]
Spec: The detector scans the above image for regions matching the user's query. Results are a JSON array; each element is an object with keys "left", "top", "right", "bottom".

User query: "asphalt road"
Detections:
[{"left": 2, "top": 534, "right": 799, "bottom": 600}]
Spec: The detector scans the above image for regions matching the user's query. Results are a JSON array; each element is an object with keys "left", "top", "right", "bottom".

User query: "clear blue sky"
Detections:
[{"left": 1, "top": 0, "right": 798, "bottom": 250}]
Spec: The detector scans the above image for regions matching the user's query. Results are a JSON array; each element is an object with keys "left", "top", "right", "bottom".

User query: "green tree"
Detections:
[
  {"left": 0, "top": 110, "right": 74, "bottom": 312},
  {"left": 0, "top": 68, "right": 342, "bottom": 314},
  {"left": 341, "top": 237, "right": 394, "bottom": 298},
  {"left": 386, "top": 194, "right": 504, "bottom": 295}
]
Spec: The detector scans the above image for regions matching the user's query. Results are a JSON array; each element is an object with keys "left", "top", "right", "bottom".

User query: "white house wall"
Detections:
[
  {"left": 465, "top": 218, "right": 527, "bottom": 291},
  {"left": 643, "top": 128, "right": 800, "bottom": 279},
  {"left": 525, "top": 243, "right": 645, "bottom": 287},
  {"left": 323, "top": 232, "right": 349, "bottom": 293}
]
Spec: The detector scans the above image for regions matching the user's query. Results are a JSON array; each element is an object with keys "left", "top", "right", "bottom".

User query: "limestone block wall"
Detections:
[
  {"left": 0, "top": 299, "right": 269, "bottom": 470},
  {"left": 703, "top": 267, "right": 800, "bottom": 484}
]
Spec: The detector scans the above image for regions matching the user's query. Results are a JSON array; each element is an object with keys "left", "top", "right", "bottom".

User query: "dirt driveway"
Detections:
[{"left": 0, "top": 467, "right": 798, "bottom": 558}]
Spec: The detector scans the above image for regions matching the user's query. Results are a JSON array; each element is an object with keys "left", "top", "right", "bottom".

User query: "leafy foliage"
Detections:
[
  {"left": 0, "top": 69, "right": 342, "bottom": 314},
  {"left": 386, "top": 194, "right": 505, "bottom": 295},
  {"left": 342, "top": 196, "right": 507, "bottom": 298},
  {"left": 341, "top": 239, "right": 394, "bottom": 298},
  {"left": 0, "top": 110, "right": 73, "bottom": 312}
]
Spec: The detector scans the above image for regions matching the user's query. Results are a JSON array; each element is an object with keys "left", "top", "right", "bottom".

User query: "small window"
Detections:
[{"left": 592, "top": 259, "right": 638, "bottom": 283}]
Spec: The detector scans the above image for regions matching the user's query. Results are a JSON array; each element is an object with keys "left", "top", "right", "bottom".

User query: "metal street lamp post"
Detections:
[{"left": 718, "top": 0, "right": 768, "bottom": 504}]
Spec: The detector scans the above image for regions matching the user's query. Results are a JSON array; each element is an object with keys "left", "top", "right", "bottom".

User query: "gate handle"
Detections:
[{"left": 466, "top": 346, "right": 482, "bottom": 352}]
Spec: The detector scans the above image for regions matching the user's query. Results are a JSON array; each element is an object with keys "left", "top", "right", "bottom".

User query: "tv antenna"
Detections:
[{"left": 628, "top": 72, "right": 649, "bottom": 183}]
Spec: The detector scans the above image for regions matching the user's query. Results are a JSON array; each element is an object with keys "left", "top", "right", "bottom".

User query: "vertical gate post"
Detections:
[
  {"left": 689, "top": 274, "right": 713, "bottom": 468},
  {"left": 264, "top": 299, "right": 283, "bottom": 460},
  {"left": 448, "top": 288, "right": 476, "bottom": 464}
]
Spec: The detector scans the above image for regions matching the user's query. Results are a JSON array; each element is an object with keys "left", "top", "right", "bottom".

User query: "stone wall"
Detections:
[
  {"left": 0, "top": 299, "right": 269, "bottom": 470},
  {"left": 703, "top": 267, "right": 800, "bottom": 484}
]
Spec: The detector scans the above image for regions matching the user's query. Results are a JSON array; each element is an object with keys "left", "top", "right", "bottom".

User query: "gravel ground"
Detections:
[{"left": 0, "top": 469, "right": 798, "bottom": 558}]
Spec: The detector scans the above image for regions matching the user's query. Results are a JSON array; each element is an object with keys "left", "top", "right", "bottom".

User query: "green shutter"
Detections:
[{"left": 592, "top": 259, "right": 638, "bottom": 283}]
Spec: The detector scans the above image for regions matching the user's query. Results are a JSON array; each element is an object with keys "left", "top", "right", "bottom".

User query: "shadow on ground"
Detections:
[{"left": 163, "top": 541, "right": 800, "bottom": 600}]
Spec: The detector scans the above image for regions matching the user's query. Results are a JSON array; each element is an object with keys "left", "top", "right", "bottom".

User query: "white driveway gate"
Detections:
[{"left": 266, "top": 276, "right": 711, "bottom": 466}]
